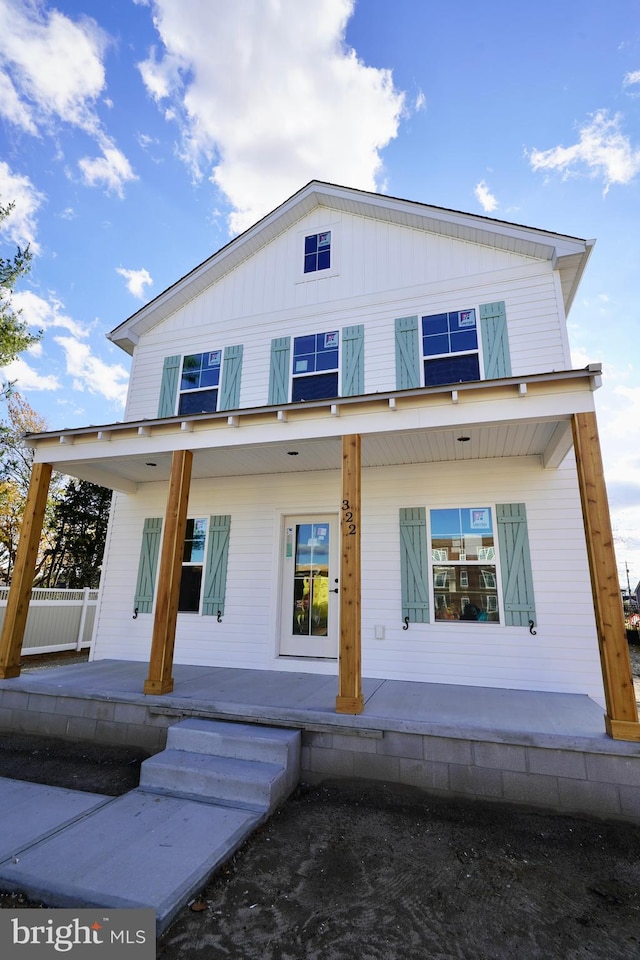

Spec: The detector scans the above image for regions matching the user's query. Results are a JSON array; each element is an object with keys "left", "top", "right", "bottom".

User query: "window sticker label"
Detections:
[
  {"left": 458, "top": 310, "right": 476, "bottom": 327},
  {"left": 470, "top": 508, "right": 490, "bottom": 530},
  {"left": 318, "top": 231, "right": 331, "bottom": 247}
]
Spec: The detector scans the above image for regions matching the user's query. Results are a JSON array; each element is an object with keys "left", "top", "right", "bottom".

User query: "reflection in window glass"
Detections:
[
  {"left": 292, "top": 523, "right": 329, "bottom": 638},
  {"left": 179, "top": 518, "right": 207, "bottom": 612},
  {"left": 431, "top": 508, "right": 499, "bottom": 622}
]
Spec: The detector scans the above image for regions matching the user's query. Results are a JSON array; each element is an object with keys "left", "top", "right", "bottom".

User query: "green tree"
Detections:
[
  {"left": 41, "top": 479, "right": 112, "bottom": 588},
  {"left": 0, "top": 394, "right": 111, "bottom": 586},
  {"left": 1, "top": 201, "right": 41, "bottom": 395}
]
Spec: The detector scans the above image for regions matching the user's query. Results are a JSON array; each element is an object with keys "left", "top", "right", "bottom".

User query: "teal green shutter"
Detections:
[
  {"left": 341, "top": 324, "right": 364, "bottom": 397},
  {"left": 158, "top": 355, "right": 181, "bottom": 417},
  {"left": 496, "top": 503, "right": 536, "bottom": 626},
  {"left": 268, "top": 337, "right": 291, "bottom": 405},
  {"left": 202, "top": 515, "right": 231, "bottom": 616},
  {"left": 395, "top": 316, "right": 420, "bottom": 389},
  {"left": 399, "top": 507, "right": 430, "bottom": 623},
  {"left": 479, "top": 301, "right": 511, "bottom": 379},
  {"left": 134, "top": 518, "right": 162, "bottom": 614},
  {"left": 219, "top": 344, "right": 243, "bottom": 410}
]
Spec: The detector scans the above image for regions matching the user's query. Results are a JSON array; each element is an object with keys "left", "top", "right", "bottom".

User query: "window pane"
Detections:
[
  {"left": 423, "top": 333, "right": 450, "bottom": 357},
  {"left": 317, "top": 249, "right": 331, "bottom": 270},
  {"left": 304, "top": 254, "right": 317, "bottom": 273},
  {"left": 305, "top": 235, "right": 318, "bottom": 254},
  {"left": 424, "top": 354, "right": 480, "bottom": 386},
  {"left": 433, "top": 565, "right": 498, "bottom": 621},
  {"left": 291, "top": 372, "right": 338, "bottom": 402},
  {"left": 294, "top": 335, "right": 315, "bottom": 358},
  {"left": 178, "top": 388, "right": 218, "bottom": 414},
  {"left": 183, "top": 518, "right": 207, "bottom": 563},
  {"left": 292, "top": 523, "right": 329, "bottom": 637},
  {"left": 450, "top": 328, "right": 478, "bottom": 352},
  {"left": 316, "top": 349, "right": 339, "bottom": 371},
  {"left": 178, "top": 566, "right": 202, "bottom": 612},
  {"left": 422, "top": 314, "right": 448, "bottom": 336}
]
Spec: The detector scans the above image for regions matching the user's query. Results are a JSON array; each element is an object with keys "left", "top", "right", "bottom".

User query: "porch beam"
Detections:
[
  {"left": 336, "top": 434, "right": 364, "bottom": 714},
  {"left": 0, "top": 462, "right": 53, "bottom": 678},
  {"left": 144, "top": 449, "right": 193, "bottom": 695},
  {"left": 571, "top": 412, "right": 640, "bottom": 740}
]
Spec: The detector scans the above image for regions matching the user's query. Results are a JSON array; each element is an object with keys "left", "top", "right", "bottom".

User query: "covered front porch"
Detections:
[
  {"left": 1, "top": 658, "right": 640, "bottom": 823},
  {"left": 1, "top": 367, "right": 638, "bottom": 740}
]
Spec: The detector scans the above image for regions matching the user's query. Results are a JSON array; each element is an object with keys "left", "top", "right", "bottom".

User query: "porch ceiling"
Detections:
[{"left": 37, "top": 418, "right": 573, "bottom": 491}]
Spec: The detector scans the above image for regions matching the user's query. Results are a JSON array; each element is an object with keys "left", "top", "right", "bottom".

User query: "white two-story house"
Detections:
[{"left": 2, "top": 181, "right": 637, "bottom": 739}]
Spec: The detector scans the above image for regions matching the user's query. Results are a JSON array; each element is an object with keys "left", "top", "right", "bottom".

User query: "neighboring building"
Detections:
[{"left": 2, "top": 181, "right": 637, "bottom": 739}]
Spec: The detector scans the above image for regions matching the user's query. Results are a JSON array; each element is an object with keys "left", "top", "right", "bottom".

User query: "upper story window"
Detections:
[
  {"left": 179, "top": 350, "right": 222, "bottom": 415},
  {"left": 304, "top": 231, "right": 331, "bottom": 274},
  {"left": 422, "top": 309, "right": 480, "bottom": 387},
  {"left": 430, "top": 507, "right": 499, "bottom": 622},
  {"left": 292, "top": 330, "right": 339, "bottom": 401}
]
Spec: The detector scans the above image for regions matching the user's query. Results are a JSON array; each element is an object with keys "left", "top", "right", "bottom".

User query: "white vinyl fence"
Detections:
[{"left": 0, "top": 587, "right": 98, "bottom": 656}]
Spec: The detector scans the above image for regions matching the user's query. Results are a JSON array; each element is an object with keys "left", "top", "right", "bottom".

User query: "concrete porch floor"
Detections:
[
  {"left": 1, "top": 659, "right": 640, "bottom": 826},
  {"left": 0, "top": 657, "right": 633, "bottom": 752}
]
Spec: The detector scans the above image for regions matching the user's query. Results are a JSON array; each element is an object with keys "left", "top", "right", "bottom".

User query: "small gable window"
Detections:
[
  {"left": 179, "top": 350, "right": 222, "bottom": 415},
  {"left": 422, "top": 309, "right": 480, "bottom": 387},
  {"left": 292, "top": 330, "right": 339, "bottom": 402},
  {"left": 304, "top": 231, "right": 331, "bottom": 274}
]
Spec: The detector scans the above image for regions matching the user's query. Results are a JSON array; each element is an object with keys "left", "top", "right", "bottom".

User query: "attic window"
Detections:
[{"left": 304, "top": 231, "right": 331, "bottom": 273}]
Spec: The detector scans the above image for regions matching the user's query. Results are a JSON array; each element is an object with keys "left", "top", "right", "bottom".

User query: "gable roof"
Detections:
[{"left": 108, "top": 180, "right": 595, "bottom": 355}]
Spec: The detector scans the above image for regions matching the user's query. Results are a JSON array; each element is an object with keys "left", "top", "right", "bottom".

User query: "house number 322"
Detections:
[{"left": 342, "top": 499, "right": 357, "bottom": 535}]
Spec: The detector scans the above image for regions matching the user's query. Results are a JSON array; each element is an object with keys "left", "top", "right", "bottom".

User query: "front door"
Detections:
[{"left": 280, "top": 516, "right": 339, "bottom": 658}]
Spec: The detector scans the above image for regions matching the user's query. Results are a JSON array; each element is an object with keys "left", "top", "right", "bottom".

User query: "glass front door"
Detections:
[{"left": 280, "top": 515, "right": 338, "bottom": 658}]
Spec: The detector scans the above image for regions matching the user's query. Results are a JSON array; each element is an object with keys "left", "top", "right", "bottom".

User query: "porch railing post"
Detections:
[
  {"left": 144, "top": 449, "right": 193, "bottom": 695},
  {"left": 572, "top": 412, "right": 640, "bottom": 740},
  {"left": 0, "top": 462, "right": 53, "bottom": 678},
  {"left": 336, "top": 434, "right": 364, "bottom": 714}
]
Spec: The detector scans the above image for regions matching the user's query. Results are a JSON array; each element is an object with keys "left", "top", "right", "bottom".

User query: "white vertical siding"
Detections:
[
  {"left": 122, "top": 208, "right": 570, "bottom": 422},
  {"left": 93, "top": 455, "right": 604, "bottom": 702}
]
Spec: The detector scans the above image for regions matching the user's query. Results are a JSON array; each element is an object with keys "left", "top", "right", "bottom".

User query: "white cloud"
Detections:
[
  {"left": 116, "top": 266, "right": 153, "bottom": 300},
  {"left": 54, "top": 336, "right": 129, "bottom": 407},
  {"left": 0, "top": 161, "right": 43, "bottom": 251},
  {"left": 528, "top": 110, "right": 640, "bottom": 192},
  {"left": 1, "top": 356, "right": 59, "bottom": 391},
  {"left": 0, "top": 69, "right": 37, "bottom": 134},
  {"left": 623, "top": 70, "right": 640, "bottom": 88},
  {"left": 138, "top": 0, "right": 406, "bottom": 233},
  {"left": 0, "top": 0, "right": 108, "bottom": 134},
  {"left": 77, "top": 134, "right": 137, "bottom": 197},
  {"left": 474, "top": 180, "right": 498, "bottom": 213},
  {"left": 0, "top": 1, "right": 136, "bottom": 197},
  {"left": 11, "top": 290, "right": 90, "bottom": 339}
]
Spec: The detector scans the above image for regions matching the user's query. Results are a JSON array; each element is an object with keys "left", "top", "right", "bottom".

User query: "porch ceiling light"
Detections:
[
  {"left": 145, "top": 461, "right": 157, "bottom": 467},
  {"left": 457, "top": 436, "right": 471, "bottom": 442},
  {"left": 287, "top": 451, "right": 299, "bottom": 456}
]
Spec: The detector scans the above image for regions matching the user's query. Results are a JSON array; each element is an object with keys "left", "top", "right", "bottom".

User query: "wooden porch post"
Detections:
[
  {"left": 336, "top": 434, "right": 364, "bottom": 714},
  {"left": 572, "top": 412, "right": 640, "bottom": 740},
  {"left": 0, "top": 462, "right": 53, "bottom": 679},
  {"left": 144, "top": 449, "right": 192, "bottom": 695}
]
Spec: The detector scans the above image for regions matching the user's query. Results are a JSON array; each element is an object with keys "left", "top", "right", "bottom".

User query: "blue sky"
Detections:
[{"left": 0, "top": 0, "right": 639, "bottom": 586}]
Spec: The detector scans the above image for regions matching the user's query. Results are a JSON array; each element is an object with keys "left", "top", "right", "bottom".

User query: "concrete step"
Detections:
[
  {"left": 140, "top": 748, "right": 289, "bottom": 813},
  {"left": 166, "top": 717, "right": 300, "bottom": 767}
]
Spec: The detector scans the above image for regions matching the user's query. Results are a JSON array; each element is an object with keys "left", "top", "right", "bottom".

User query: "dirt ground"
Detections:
[{"left": 0, "top": 649, "right": 639, "bottom": 959}]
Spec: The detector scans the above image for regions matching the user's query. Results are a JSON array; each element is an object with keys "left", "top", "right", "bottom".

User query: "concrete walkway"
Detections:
[{"left": 0, "top": 777, "right": 261, "bottom": 933}]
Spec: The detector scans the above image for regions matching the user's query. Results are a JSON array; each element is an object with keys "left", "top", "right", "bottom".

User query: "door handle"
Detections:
[{"left": 330, "top": 587, "right": 339, "bottom": 594}]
